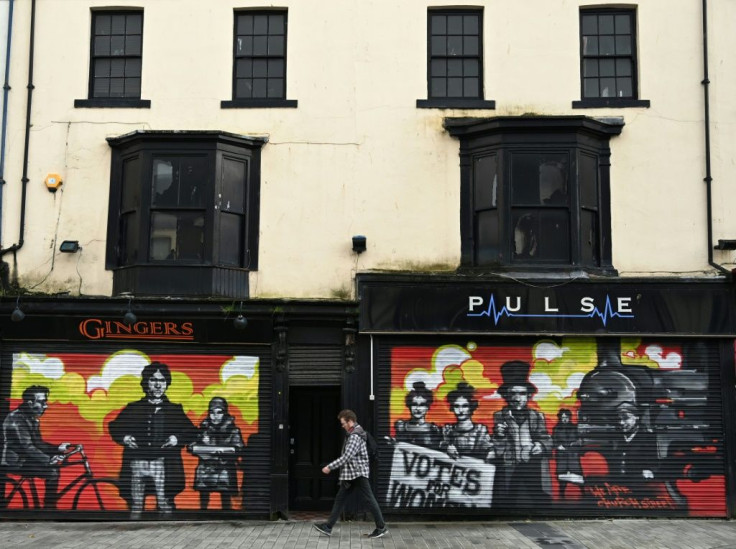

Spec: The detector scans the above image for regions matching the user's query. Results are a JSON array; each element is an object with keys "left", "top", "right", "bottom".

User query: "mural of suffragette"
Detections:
[
  {"left": 440, "top": 382, "right": 493, "bottom": 461},
  {"left": 109, "top": 362, "right": 196, "bottom": 518},
  {"left": 552, "top": 408, "right": 584, "bottom": 498},
  {"left": 189, "top": 397, "right": 244, "bottom": 510},
  {"left": 394, "top": 381, "right": 442, "bottom": 450},
  {"left": 492, "top": 361, "right": 553, "bottom": 507},
  {"left": 1, "top": 385, "right": 71, "bottom": 509}
]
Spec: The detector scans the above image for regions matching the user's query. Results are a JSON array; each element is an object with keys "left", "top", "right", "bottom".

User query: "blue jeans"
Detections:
[{"left": 326, "top": 476, "right": 385, "bottom": 529}]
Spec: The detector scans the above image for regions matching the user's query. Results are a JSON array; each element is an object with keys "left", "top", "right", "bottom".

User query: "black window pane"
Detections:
[
  {"left": 270, "top": 15, "right": 285, "bottom": 35},
  {"left": 109, "top": 78, "right": 125, "bottom": 97},
  {"left": 447, "top": 15, "right": 463, "bottom": 34},
  {"left": 179, "top": 158, "right": 207, "bottom": 207},
  {"left": 94, "top": 59, "right": 111, "bottom": 77},
  {"left": 447, "top": 59, "right": 462, "bottom": 77},
  {"left": 463, "top": 15, "right": 478, "bottom": 35},
  {"left": 110, "top": 59, "right": 125, "bottom": 78},
  {"left": 583, "top": 36, "right": 598, "bottom": 55},
  {"left": 617, "top": 77, "right": 632, "bottom": 98},
  {"left": 463, "top": 36, "right": 479, "bottom": 56},
  {"left": 150, "top": 212, "right": 205, "bottom": 263},
  {"left": 512, "top": 211, "right": 539, "bottom": 260},
  {"left": 268, "top": 35, "right": 284, "bottom": 56},
  {"left": 447, "top": 77, "right": 463, "bottom": 97},
  {"left": 252, "top": 78, "right": 267, "bottom": 98},
  {"left": 431, "top": 78, "right": 447, "bottom": 97},
  {"left": 93, "top": 78, "right": 109, "bottom": 97},
  {"left": 253, "top": 15, "right": 269, "bottom": 34},
  {"left": 267, "top": 78, "right": 284, "bottom": 98},
  {"left": 222, "top": 158, "right": 247, "bottom": 213},
  {"left": 511, "top": 153, "right": 568, "bottom": 206},
  {"left": 431, "top": 36, "right": 446, "bottom": 55},
  {"left": 464, "top": 59, "right": 479, "bottom": 77},
  {"left": 152, "top": 159, "right": 175, "bottom": 206},
  {"left": 599, "top": 15, "right": 614, "bottom": 34},
  {"left": 253, "top": 59, "right": 268, "bottom": 78},
  {"left": 126, "top": 35, "right": 142, "bottom": 56},
  {"left": 579, "top": 154, "right": 598, "bottom": 208},
  {"left": 447, "top": 36, "right": 462, "bottom": 55},
  {"left": 616, "top": 58, "right": 632, "bottom": 76},
  {"left": 581, "top": 15, "right": 598, "bottom": 34},
  {"left": 94, "top": 36, "right": 111, "bottom": 56},
  {"left": 599, "top": 36, "right": 615, "bottom": 55},
  {"left": 600, "top": 77, "right": 616, "bottom": 97},
  {"left": 236, "top": 59, "right": 253, "bottom": 78},
  {"left": 152, "top": 156, "right": 206, "bottom": 208},
  {"left": 463, "top": 77, "right": 479, "bottom": 98},
  {"left": 268, "top": 59, "right": 285, "bottom": 78},
  {"left": 615, "top": 14, "right": 631, "bottom": 34},
  {"left": 237, "top": 15, "right": 253, "bottom": 35},
  {"left": 124, "top": 78, "right": 140, "bottom": 98},
  {"left": 581, "top": 209, "right": 599, "bottom": 265},
  {"left": 121, "top": 157, "right": 141, "bottom": 212},
  {"left": 583, "top": 59, "right": 598, "bottom": 77},
  {"left": 111, "top": 14, "right": 126, "bottom": 35},
  {"left": 476, "top": 210, "right": 499, "bottom": 264},
  {"left": 584, "top": 78, "right": 599, "bottom": 98},
  {"left": 126, "top": 58, "right": 141, "bottom": 77},
  {"left": 431, "top": 15, "right": 446, "bottom": 35},
  {"left": 236, "top": 79, "right": 252, "bottom": 98},
  {"left": 431, "top": 59, "right": 447, "bottom": 77},
  {"left": 599, "top": 59, "right": 615, "bottom": 77},
  {"left": 219, "top": 213, "right": 243, "bottom": 267},
  {"left": 537, "top": 210, "right": 570, "bottom": 262},
  {"left": 119, "top": 212, "right": 139, "bottom": 265},
  {"left": 95, "top": 15, "right": 111, "bottom": 36},
  {"left": 615, "top": 35, "right": 631, "bottom": 55},
  {"left": 253, "top": 36, "right": 268, "bottom": 56},
  {"left": 474, "top": 156, "right": 497, "bottom": 210},
  {"left": 127, "top": 14, "right": 142, "bottom": 34},
  {"left": 111, "top": 36, "right": 125, "bottom": 56}
]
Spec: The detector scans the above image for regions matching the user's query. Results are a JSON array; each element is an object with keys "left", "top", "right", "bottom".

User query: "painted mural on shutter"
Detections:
[
  {"left": 378, "top": 337, "right": 726, "bottom": 517},
  {"left": 0, "top": 349, "right": 265, "bottom": 518}
]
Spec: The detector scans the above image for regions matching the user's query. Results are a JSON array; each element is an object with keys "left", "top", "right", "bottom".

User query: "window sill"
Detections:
[
  {"left": 74, "top": 98, "right": 151, "bottom": 108},
  {"left": 572, "top": 98, "right": 650, "bottom": 109},
  {"left": 417, "top": 98, "right": 496, "bottom": 110},
  {"left": 221, "top": 99, "right": 298, "bottom": 109}
]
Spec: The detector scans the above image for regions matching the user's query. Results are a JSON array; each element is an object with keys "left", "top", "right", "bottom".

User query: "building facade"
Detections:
[{"left": 0, "top": 0, "right": 734, "bottom": 519}]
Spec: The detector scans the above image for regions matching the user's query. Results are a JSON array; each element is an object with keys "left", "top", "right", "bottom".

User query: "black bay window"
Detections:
[
  {"left": 106, "top": 131, "right": 265, "bottom": 297},
  {"left": 445, "top": 116, "right": 622, "bottom": 273}
]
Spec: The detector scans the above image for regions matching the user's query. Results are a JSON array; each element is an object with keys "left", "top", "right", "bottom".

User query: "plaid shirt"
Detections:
[{"left": 327, "top": 424, "right": 370, "bottom": 481}]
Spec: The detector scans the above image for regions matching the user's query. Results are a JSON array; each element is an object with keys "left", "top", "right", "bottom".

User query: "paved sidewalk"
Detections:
[{"left": 1, "top": 518, "right": 735, "bottom": 549}]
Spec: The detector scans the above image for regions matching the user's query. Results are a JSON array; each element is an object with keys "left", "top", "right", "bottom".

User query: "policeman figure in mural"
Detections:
[
  {"left": 109, "top": 362, "right": 196, "bottom": 518},
  {"left": 1, "top": 385, "right": 71, "bottom": 509},
  {"left": 491, "top": 361, "right": 553, "bottom": 507}
]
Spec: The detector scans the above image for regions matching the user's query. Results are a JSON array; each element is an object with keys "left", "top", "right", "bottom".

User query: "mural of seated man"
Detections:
[
  {"left": 1, "top": 385, "right": 71, "bottom": 509},
  {"left": 393, "top": 381, "right": 442, "bottom": 450},
  {"left": 189, "top": 397, "right": 244, "bottom": 510}
]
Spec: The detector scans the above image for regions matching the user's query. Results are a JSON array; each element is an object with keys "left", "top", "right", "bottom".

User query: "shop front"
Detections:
[
  {"left": 358, "top": 274, "right": 736, "bottom": 518},
  {"left": 0, "top": 297, "right": 357, "bottom": 520}
]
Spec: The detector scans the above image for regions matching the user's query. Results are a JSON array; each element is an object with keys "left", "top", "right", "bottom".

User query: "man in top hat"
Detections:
[{"left": 491, "top": 361, "right": 553, "bottom": 507}]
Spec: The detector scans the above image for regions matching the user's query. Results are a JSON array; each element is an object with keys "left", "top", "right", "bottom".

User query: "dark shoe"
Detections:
[
  {"left": 368, "top": 527, "right": 388, "bottom": 539},
  {"left": 313, "top": 523, "right": 332, "bottom": 536}
]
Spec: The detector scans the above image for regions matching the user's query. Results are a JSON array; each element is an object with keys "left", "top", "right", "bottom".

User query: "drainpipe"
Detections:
[
  {"left": 0, "top": 0, "right": 15, "bottom": 246},
  {"left": 702, "top": 0, "right": 730, "bottom": 277},
  {"left": 0, "top": 0, "right": 34, "bottom": 287}
]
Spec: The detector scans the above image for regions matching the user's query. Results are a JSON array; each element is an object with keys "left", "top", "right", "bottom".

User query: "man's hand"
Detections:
[
  {"left": 642, "top": 469, "right": 654, "bottom": 479},
  {"left": 123, "top": 435, "right": 138, "bottom": 449},
  {"left": 57, "top": 442, "right": 71, "bottom": 452},
  {"left": 49, "top": 454, "right": 65, "bottom": 465},
  {"left": 161, "top": 435, "right": 178, "bottom": 448},
  {"left": 446, "top": 444, "right": 460, "bottom": 460},
  {"left": 322, "top": 466, "right": 330, "bottom": 474},
  {"left": 494, "top": 422, "right": 508, "bottom": 436},
  {"left": 530, "top": 442, "right": 543, "bottom": 456}
]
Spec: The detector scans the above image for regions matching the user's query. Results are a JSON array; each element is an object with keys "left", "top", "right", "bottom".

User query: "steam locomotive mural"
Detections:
[{"left": 381, "top": 338, "right": 726, "bottom": 516}]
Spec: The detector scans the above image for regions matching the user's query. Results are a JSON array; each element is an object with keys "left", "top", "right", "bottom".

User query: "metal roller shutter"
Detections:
[
  {"left": 374, "top": 336, "right": 727, "bottom": 517},
  {"left": 288, "top": 346, "right": 342, "bottom": 386},
  {"left": 0, "top": 343, "right": 271, "bottom": 519}
]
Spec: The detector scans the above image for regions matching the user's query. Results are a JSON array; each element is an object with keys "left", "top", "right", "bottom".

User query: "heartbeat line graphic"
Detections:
[{"left": 467, "top": 294, "right": 635, "bottom": 327}]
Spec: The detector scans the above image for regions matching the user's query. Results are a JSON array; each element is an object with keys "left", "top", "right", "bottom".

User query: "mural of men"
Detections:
[
  {"left": 491, "top": 361, "right": 552, "bottom": 507},
  {"left": 552, "top": 408, "right": 584, "bottom": 498},
  {"left": 606, "top": 401, "right": 659, "bottom": 488},
  {"left": 109, "top": 362, "right": 196, "bottom": 518},
  {"left": 1, "top": 386, "right": 71, "bottom": 509}
]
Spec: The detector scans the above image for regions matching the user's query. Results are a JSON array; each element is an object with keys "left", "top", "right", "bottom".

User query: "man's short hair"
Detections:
[
  {"left": 140, "top": 361, "right": 172, "bottom": 391},
  {"left": 22, "top": 385, "right": 49, "bottom": 403},
  {"left": 337, "top": 409, "right": 357, "bottom": 423}
]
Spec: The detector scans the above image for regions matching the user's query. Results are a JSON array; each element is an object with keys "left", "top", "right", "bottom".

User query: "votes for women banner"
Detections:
[{"left": 385, "top": 442, "right": 495, "bottom": 509}]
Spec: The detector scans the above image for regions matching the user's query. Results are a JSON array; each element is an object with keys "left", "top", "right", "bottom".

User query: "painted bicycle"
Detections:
[{"left": 0, "top": 444, "right": 124, "bottom": 511}]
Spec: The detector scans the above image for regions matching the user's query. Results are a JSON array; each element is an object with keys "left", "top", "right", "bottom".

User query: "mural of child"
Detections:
[
  {"left": 393, "top": 381, "right": 442, "bottom": 450},
  {"left": 189, "top": 397, "right": 245, "bottom": 510},
  {"left": 439, "top": 382, "right": 493, "bottom": 461},
  {"left": 552, "top": 408, "right": 584, "bottom": 498}
]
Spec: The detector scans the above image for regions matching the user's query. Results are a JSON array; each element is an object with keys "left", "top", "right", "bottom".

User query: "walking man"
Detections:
[{"left": 313, "top": 409, "right": 387, "bottom": 539}]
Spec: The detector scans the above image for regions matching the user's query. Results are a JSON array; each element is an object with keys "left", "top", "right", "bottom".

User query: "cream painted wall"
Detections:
[{"left": 0, "top": 0, "right": 734, "bottom": 298}]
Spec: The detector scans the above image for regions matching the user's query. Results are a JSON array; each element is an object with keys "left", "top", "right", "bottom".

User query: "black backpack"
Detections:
[{"left": 364, "top": 431, "right": 379, "bottom": 463}]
